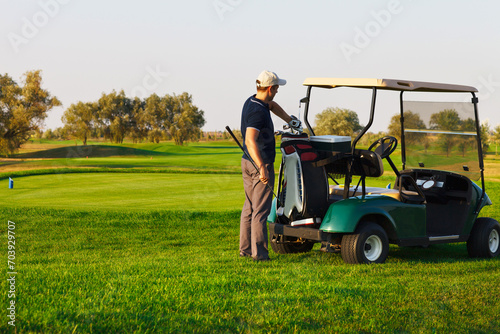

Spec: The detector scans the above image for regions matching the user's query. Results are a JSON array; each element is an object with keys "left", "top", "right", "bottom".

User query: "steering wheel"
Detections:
[{"left": 368, "top": 136, "right": 398, "bottom": 159}]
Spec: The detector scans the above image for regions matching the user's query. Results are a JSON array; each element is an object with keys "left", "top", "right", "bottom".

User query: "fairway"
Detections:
[
  {"left": 1, "top": 141, "right": 244, "bottom": 174},
  {"left": 0, "top": 173, "right": 245, "bottom": 211}
]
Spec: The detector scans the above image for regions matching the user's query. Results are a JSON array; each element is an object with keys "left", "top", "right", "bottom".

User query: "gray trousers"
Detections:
[{"left": 240, "top": 158, "right": 275, "bottom": 260}]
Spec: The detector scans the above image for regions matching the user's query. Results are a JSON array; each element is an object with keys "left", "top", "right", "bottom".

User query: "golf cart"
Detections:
[{"left": 268, "top": 78, "right": 500, "bottom": 264}]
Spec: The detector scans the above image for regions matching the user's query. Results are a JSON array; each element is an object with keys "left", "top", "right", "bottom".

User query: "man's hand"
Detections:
[
  {"left": 288, "top": 115, "right": 303, "bottom": 132},
  {"left": 259, "top": 165, "right": 269, "bottom": 184},
  {"left": 245, "top": 128, "right": 269, "bottom": 184}
]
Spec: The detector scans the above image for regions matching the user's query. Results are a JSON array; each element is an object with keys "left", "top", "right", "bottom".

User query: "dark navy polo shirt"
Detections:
[{"left": 240, "top": 95, "right": 275, "bottom": 164}]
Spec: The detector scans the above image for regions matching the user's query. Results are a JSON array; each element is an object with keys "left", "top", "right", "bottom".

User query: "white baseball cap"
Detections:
[{"left": 256, "top": 70, "right": 287, "bottom": 88}]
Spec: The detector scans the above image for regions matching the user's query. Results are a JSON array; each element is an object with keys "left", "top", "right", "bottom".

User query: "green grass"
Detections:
[
  {"left": 2, "top": 141, "right": 244, "bottom": 175},
  {"left": 2, "top": 139, "right": 402, "bottom": 179},
  {"left": 0, "top": 171, "right": 401, "bottom": 212},
  {"left": 0, "top": 207, "right": 499, "bottom": 333},
  {"left": 1, "top": 139, "right": 500, "bottom": 332},
  {"left": 0, "top": 173, "right": 245, "bottom": 211}
]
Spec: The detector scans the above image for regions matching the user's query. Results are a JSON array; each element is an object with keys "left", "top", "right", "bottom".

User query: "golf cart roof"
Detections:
[{"left": 303, "top": 78, "right": 478, "bottom": 93}]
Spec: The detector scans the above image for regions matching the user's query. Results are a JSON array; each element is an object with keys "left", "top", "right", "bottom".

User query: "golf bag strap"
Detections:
[{"left": 281, "top": 140, "right": 319, "bottom": 162}]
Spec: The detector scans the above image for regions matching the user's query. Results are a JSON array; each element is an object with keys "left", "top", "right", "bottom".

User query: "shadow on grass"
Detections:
[
  {"left": 12, "top": 145, "right": 168, "bottom": 159},
  {"left": 275, "top": 243, "right": 489, "bottom": 265},
  {"left": 388, "top": 243, "right": 475, "bottom": 264},
  {"left": 11, "top": 144, "right": 242, "bottom": 159}
]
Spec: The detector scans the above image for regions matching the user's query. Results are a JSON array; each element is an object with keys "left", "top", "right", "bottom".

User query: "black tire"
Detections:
[
  {"left": 341, "top": 223, "right": 389, "bottom": 264},
  {"left": 467, "top": 217, "right": 500, "bottom": 258},
  {"left": 270, "top": 234, "right": 315, "bottom": 254}
]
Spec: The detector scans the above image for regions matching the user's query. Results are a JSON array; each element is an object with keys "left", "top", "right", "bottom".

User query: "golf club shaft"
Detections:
[
  {"left": 225, "top": 126, "right": 260, "bottom": 173},
  {"left": 225, "top": 126, "right": 279, "bottom": 200}
]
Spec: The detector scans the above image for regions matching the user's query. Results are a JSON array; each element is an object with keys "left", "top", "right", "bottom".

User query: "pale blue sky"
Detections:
[{"left": 2, "top": 0, "right": 499, "bottom": 133}]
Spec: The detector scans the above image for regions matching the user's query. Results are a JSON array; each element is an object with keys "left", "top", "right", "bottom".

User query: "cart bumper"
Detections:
[{"left": 269, "top": 222, "right": 330, "bottom": 242}]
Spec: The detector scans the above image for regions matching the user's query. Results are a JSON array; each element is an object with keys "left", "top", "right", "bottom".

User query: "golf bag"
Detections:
[{"left": 277, "top": 133, "right": 329, "bottom": 225}]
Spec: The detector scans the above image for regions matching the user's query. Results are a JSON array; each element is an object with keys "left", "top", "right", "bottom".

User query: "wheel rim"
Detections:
[
  {"left": 489, "top": 229, "right": 499, "bottom": 253},
  {"left": 364, "top": 235, "right": 383, "bottom": 262}
]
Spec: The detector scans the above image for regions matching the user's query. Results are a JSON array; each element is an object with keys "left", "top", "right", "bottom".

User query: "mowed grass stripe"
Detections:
[{"left": 0, "top": 173, "right": 245, "bottom": 211}]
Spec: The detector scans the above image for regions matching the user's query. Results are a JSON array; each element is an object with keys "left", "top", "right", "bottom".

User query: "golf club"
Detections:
[{"left": 225, "top": 126, "right": 280, "bottom": 203}]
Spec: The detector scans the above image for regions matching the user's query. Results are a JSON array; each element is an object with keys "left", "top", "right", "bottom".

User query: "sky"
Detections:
[{"left": 1, "top": 0, "right": 500, "bottom": 134}]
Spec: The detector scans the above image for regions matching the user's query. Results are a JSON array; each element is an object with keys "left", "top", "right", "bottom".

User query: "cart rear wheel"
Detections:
[
  {"left": 341, "top": 223, "right": 389, "bottom": 264},
  {"left": 467, "top": 217, "right": 500, "bottom": 258},
  {"left": 270, "top": 234, "right": 315, "bottom": 254}
]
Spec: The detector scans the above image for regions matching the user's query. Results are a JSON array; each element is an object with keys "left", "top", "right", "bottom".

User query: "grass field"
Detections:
[
  {"left": 0, "top": 140, "right": 244, "bottom": 175},
  {"left": 1, "top": 139, "right": 500, "bottom": 333},
  {"left": 0, "top": 173, "right": 245, "bottom": 211}
]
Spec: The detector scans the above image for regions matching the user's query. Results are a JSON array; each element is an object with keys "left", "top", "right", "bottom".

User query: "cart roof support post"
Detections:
[
  {"left": 343, "top": 87, "right": 377, "bottom": 199},
  {"left": 399, "top": 91, "right": 406, "bottom": 170},
  {"left": 303, "top": 86, "right": 314, "bottom": 135},
  {"left": 472, "top": 92, "right": 486, "bottom": 214}
]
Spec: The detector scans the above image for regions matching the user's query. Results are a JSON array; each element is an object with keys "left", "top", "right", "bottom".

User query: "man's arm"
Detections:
[
  {"left": 268, "top": 101, "right": 292, "bottom": 123},
  {"left": 245, "top": 127, "right": 269, "bottom": 184}
]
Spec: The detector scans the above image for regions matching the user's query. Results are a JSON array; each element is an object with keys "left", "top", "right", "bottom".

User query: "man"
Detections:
[{"left": 239, "top": 70, "right": 300, "bottom": 261}]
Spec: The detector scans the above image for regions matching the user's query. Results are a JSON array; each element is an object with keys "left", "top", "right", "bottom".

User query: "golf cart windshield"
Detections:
[
  {"left": 402, "top": 100, "right": 480, "bottom": 180},
  {"left": 301, "top": 78, "right": 483, "bottom": 186}
]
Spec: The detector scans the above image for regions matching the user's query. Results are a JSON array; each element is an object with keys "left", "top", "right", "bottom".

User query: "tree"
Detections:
[
  {"left": 313, "top": 107, "right": 362, "bottom": 137},
  {"left": 0, "top": 70, "right": 61, "bottom": 154},
  {"left": 387, "top": 110, "right": 426, "bottom": 142},
  {"left": 129, "top": 97, "right": 147, "bottom": 143},
  {"left": 492, "top": 125, "right": 500, "bottom": 155},
  {"left": 168, "top": 93, "right": 205, "bottom": 145},
  {"left": 43, "top": 128, "right": 56, "bottom": 140},
  {"left": 97, "top": 90, "right": 132, "bottom": 143},
  {"left": 430, "top": 109, "right": 461, "bottom": 130},
  {"left": 429, "top": 109, "right": 461, "bottom": 157},
  {"left": 53, "top": 127, "right": 69, "bottom": 140},
  {"left": 59, "top": 90, "right": 206, "bottom": 146},
  {"left": 143, "top": 93, "right": 166, "bottom": 143},
  {"left": 456, "top": 118, "right": 477, "bottom": 157},
  {"left": 62, "top": 101, "right": 96, "bottom": 145},
  {"left": 479, "top": 121, "right": 490, "bottom": 156}
]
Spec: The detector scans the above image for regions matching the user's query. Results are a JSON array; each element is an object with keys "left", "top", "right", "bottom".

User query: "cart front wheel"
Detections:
[{"left": 341, "top": 223, "right": 389, "bottom": 264}]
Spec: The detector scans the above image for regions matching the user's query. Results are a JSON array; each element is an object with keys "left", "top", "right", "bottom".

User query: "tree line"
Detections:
[
  {"left": 0, "top": 70, "right": 206, "bottom": 154},
  {"left": 2, "top": 70, "right": 499, "bottom": 157},
  {"left": 313, "top": 107, "right": 494, "bottom": 155},
  {"left": 62, "top": 90, "right": 205, "bottom": 146}
]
